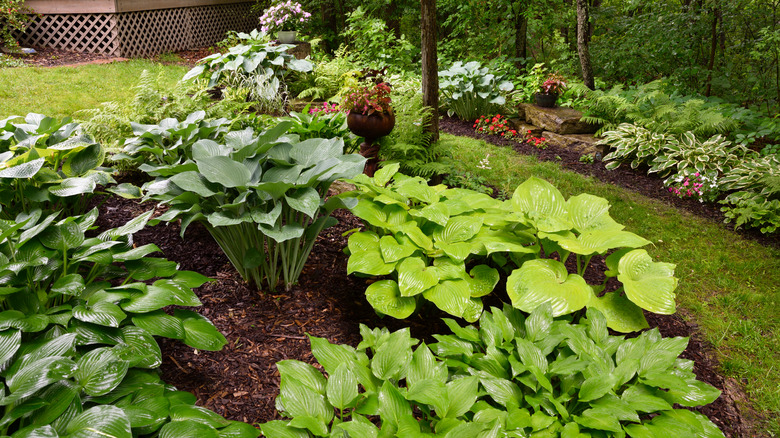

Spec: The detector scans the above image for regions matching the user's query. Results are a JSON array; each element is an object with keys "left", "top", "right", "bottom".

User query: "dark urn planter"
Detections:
[
  {"left": 347, "top": 111, "right": 395, "bottom": 177},
  {"left": 535, "top": 92, "right": 558, "bottom": 108}
]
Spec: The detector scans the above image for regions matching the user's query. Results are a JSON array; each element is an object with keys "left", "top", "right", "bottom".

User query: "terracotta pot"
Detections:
[
  {"left": 534, "top": 92, "right": 558, "bottom": 108},
  {"left": 346, "top": 111, "right": 395, "bottom": 141},
  {"left": 277, "top": 31, "right": 297, "bottom": 44}
]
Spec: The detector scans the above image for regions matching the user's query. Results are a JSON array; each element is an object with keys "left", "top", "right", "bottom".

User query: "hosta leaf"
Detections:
[
  {"left": 4, "top": 356, "right": 77, "bottom": 404},
  {"left": 259, "top": 224, "right": 304, "bottom": 243},
  {"left": 278, "top": 360, "right": 327, "bottom": 394},
  {"left": 379, "top": 235, "right": 418, "bottom": 263},
  {"left": 72, "top": 301, "right": 127, "bottom": 328},
  {"left": 326, "top": 363, "right": 359, "bottom": 410},
  {"left": 118, "top": 326, "right": 162, "bottom": 368},
  {"left": 61, "top": 143, "right": 103, "bottom": 177},
  {"left": 196, "top": 156, "right": 251, "bottom": 188},
  {"left": 347, "top": 248, "right": 396, "bottom": 276},
  {"left": 29, "top": 381, "right": 79, "bottom": 428},
  {"left": 372, "top": 162, "right": 399, "bottom": 187},
  {"left": 170, "top": 404, "right": 231, "bottom": 428},
  {"left": 566, "top": 193, "right": 623, "bottom": 233},
  {"left": 174, "top": 309, "right": 226, "bottom": 351},
  {"left": 290, "top": 138, "right": 342, "bottom": 167},
  {"left": 422, "top": 279, "right": 474, "bottom": 321},
  {"left": 277, "top": 375, "right": 333, "bottom": 421},
  {"left": 259, "top": 420, "right": 310, "bottom": 438},
  {"left": 378, "top": 381, "right": 411, "bottom": 427},
  {"left": 40, "top": 221, "right": 84, "bottom": 251},
  {"left": 507, "top": 260, "right": 593, "bottom": 316},
  {"left": 434, "top": 216, "right": 483, "bottom": 244},
  {"left": 131, "top": 311, "right": 186, "bottom": 340},
  {"left": 407, "top": 379, "right": 447, "bottom": 414},
  {"left": 444, "top": 376, "right": 479, "bottom": 418},
  {"left": 159, "top": 420, "right": 218, "bottom": 438},
  {"left": 371, "top": 328, "right": 414, "bottom": 381},
  {"left": 336, "top": 420, "right": 379, "bottom": 438},
  {"left": 587, "top": 292, "right": 649, "bottom": 333},
  {"left": 409, "top": 202, "right": 450, "bottom": 226},
  {"left": 578, "top": 374, "right": 617, "bottom": 401},
  {"left": 284, "top": 187, "right": 320, "bottom": 219},
  {"left": 408, "top": 343, "right": 447, "bottom": 387},
  {"left": 574, "top": 408, "right": 623, "bottom": 433},
  {"left": 397, "top": 257, "right": 439, "bottom": 297},
  {"left": 287, "top": 415, "right": 328, "bottom": 436},
  {"left": 0, "top": 158, "right": 44, "bottom": 179},
  {"left": 0, "top": 311, "right": 49, "bottom": 332},
  {"left": 618, "top": 249, "right": 677, "bottom": 314},
  {"left": 661, "top": 380, "right": 721, "bottom": 407},
  {"left": 106, "top": 183, "right": 143, "bottom": 199},
  {"left": 465, "top": 265, "right": 499, "bottom": 298},
  {"left": 307, "top": 335, "right": 358, "bottom": 376},
  {"left": 0, "top": 329, "right": 21, "bottom": 365},
  {"left": 75, "top": 347, "right": 129, "bottom": 396},
  {"left": 98, "top": 210, "right": 153, "bottom": 241},
  {"left": 64, "top": 405, "right": 132, "bottom": 438},
  {"left": 191, "top": 139, "right": 231, "bottom": 160},
  {"left": 511, "top": 177, "right": 571, "bottom": 232},
  {"left": 365, "top": 280, "right": 416, "bottom": 320},
  {"left": 170, "top": 171, "right": 217, "bottom": 197},
  {"left": 552, "top": 229, "right": 651, "bottom": 255},
  {"left": 51, "top": 274, "right": 85, "bottom": 296},
  {"left": 48, "top": 177, "right": 97, "bottom": 197},
  {"left": 214, "top": 421, "right": 260, "bottom": 438}
]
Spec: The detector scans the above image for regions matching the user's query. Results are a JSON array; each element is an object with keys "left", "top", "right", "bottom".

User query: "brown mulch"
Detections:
[{"left": 4, "top": 46, "right": 120, "bottom": 67}]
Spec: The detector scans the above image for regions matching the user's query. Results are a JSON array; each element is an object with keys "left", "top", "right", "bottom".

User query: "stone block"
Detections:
[
  {"left": 542, "top": 131, "right": 606, "bottom": 156},
  {"left": 520, "top": 103, "right": 600, "bottom": 135},
  {"left": 508, "top": 119, "right": 543, "bottom": 137}
]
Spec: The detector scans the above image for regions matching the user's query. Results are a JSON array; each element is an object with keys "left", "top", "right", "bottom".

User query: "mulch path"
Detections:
[{"left": 12, "top": 46, "right": 767, "bottom": 435}]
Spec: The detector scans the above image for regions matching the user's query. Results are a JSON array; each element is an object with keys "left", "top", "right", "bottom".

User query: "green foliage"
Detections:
[
  {"left": 341, "top": 7, "right": 417, "bottom": 72},
  {"left": 0, "top": 114, "right": 114, "bottom": 218},
  {"left": 79, "top": 70, "right": 253, "bottom": 148},
  {"left": 379, "top": 77, "right": 452, "bottom": 179},
  {"left": 442, "top": 171, "right": 496, "bottom": 196},
  {"left": 719, "top": 155, "right": 780, "bottom": 233},
  {"left": 283, "top": 109, "right": 360, "bottom": 153},
  {"left": 345, "top": 166, "right": 677, "bottom": 331},
  {"left": 261, "top": 304, "right": 723, "bottom": 437},
  {"left": 0, "top": 208, "right": 258, "bottom": 437},
  {"left": 439, "top": 61, "right": 515, "bottom": 122},
  {"left": 295, "top": 46, "right": 360, "bottom": 101},
  {"left": 0, "top": 0, "right": 33, "bottom": 51},
  {"left": 0, "top": 54, "right": 24, "bottom": 68},
  {"left": 130, "top": 123, "right": 365, "bottom": 291},
  {"left": 721, "top": 193, "right": 780, "bottom": 234}
]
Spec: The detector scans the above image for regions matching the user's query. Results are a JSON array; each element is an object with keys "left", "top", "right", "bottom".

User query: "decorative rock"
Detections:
[
  {"left": 508, "top": 119, "right": 543, "bottom": 137},
  {"left": 520, "top": 103, "right": 600, "bottom": 135},
  {"left": 542, "top": 131, "right": 606, "bottom": 156},
  {"left": 287, "top": 41, "right": 311, "bottom": 60}
]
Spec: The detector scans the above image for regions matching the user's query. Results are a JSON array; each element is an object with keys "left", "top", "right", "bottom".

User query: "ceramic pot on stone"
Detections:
[
  {"left": 347, "top": 111, "right": 395, "bottom": 177},
  {"left": 277, "top": 31, "right": 297, "bottom": 44},
  {"left": 534, "top": 92, "right": 558, "bottom": 108}
]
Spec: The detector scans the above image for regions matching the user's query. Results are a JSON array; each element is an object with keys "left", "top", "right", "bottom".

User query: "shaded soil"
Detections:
[{"left": 4, "top": 46, "right": 119, "bottom": 67}]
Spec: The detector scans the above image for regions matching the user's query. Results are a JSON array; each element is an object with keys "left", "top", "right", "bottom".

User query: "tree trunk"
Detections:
[
  {"left": 576, "top": 0, "right": 595, "bottom": 89},
  {"left": 421, "top": 0, "right": 439, "bottom": 141},
  {"left": 514, "top": 1, "right": 527, "bottom": 65},
  {"left": 704, "top": 6, "right": 719, "bottom": 97},
  {"left": 386, "top": 0, "right": 402, "bottom": 40}
]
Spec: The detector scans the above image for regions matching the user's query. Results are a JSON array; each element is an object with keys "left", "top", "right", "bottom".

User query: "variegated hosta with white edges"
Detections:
[{"left": 345, "top": 166, "right": 677, "bottom": 332}]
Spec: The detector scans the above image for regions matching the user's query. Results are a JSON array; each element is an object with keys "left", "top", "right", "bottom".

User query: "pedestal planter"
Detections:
[
  {"left": 347, "top": 111, "right": 395, "bottom": 177},
  {"left": 277, "top": 31, "right": 297, "bottom": 44},
  {"left": 535, "top": 92, "right": 559, "bottom": 108}
]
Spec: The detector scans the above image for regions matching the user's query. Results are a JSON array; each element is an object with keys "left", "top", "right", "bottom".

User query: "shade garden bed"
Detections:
[{"left": 86, "top": 122, "right": 761, "bottom": 437}]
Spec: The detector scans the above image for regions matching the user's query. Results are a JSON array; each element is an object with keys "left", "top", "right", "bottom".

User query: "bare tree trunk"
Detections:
[
  {"left": 576, "top": 0, "right": 595, "bottom": 89},
  {"left": 514, "top": 1, "right": 527, "bottom": 66},
  {"left": 704, "top": 6, "right": 719, "bottom": 96},
  {"left": 421, "top": 0, "right": 439, "bottom": 141},
  {"left": 386, "top": 0, "right": 402, "bottom": 40}
]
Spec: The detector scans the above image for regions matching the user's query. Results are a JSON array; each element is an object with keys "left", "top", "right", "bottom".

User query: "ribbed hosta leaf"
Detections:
[
  {"left": 587, "top": 292, "right": 649, "bottom": 333},
  {"left": 434, "top": 216, "right": 483, "bottom": 244},
  {"left": 0, "top": 329, "right": 21, "bottom": 365},
  {"left": 422, "top": 279, "right": 480, "bottom": 322},
  {"left": 346, "top": 248, "right": 396, "bottom": 276},
  {"left": 378, "top": 235, "right": 418, "bottom": 263},
  {"left": 196, "top": 156, "right": 251, "bottom": 188},
  {"left": 285, "top": 187, "right": 320, "bottom": 219},
  {"left": 549, "top": 229, "right": 651, "bottom": 255},
  {"left": 409, "top": 202, "right": 450, "bottom": 226},
  {"left": 326, "top": 363, "right": 359, "bottom": 410},
  {"left": 466, "top": 265, "right": 499, "bottom": 298},
  {"left": 618, "top": 249, "right": 677, "bottom": 314},
  {"left": 174, "top": 309, "right": 226, "bottom": 351},
  {"left": 72, "top": 301, "right": 126, "bottom": 327},
  {"left": 0, "top": 158, "right": 44, "bottom": 179},
  {"left": 290, "top": 138, "right": 343, "bottom": 167},
  {"left": 169, "top": 171, "right": 217, "bottom": 197},
  {"left": 365, "top": 280, "right": 416, "bottom": 319},
  {"left": 507, "top": 259, "right": 593, "bottom": 316},
  {"left": 566, "top": 193, "right": 623, "bottom": 233},
  {"left": 278, "top": 360, "right": 327, "bottom": 395},
  {"left": 511, "top": 177, "right": 571, "bottom": 232},
  {"left": 131, "top": 310, "right": 186, "bottom": 340},
  {"left": 48, "top": 177, "right": 97, "bottom": 197},
  {"left": 64, "top": 405, "right": 132, "bottom": 438},
  {"left": 397, "top": 257, "right": 438, "bottom": 297},
  {"left": 75, "top": 347, "right": 129, "bottom": 396}
]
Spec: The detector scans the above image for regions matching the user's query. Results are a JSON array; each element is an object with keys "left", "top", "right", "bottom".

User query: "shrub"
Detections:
[
  {"left": 345, "top": 166, "right": 677, "bottom": 332},
  {"left": 261, "top": 304, "right": 723, "bottom": 437},
  {"left": 439, "top": 61, "right": 514, "bottom": 121}
]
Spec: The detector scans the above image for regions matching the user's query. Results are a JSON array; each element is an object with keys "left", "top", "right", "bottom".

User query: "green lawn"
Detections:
[
  {"left": 443, "top": 134, "right": 780, "bottom": 435},
  {"left": 0, "top": 60, "right": 187, "bottom": 120}
]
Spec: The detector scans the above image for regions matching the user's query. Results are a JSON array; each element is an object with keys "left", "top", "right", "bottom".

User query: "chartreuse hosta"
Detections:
[
  {"left": 129, "top": 121, "right": 365, "bottom": 291},
  {"left": 345, "top": 165, "right": 677, "bottom": 332},
  {"left": 0, "top": 114, "right": 116, "bottom": 218},
  {"left": 0, "top": 208, "right": 259, "bottom": 437},
  {"left": 261, "top": 305, "right": 723, "bottom": 437}
]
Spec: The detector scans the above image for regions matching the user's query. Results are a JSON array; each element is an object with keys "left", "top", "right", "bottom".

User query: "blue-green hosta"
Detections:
[
  {"left": 133, "top": 122, "right": 365, "bottom": 291},
  {"left": 0, "top": 209, "right": 258, "bottom": 437},
  {"left": 0, "top": 114, "right": 115, "bottom": 218},
  {"left": 261, "top": 305, "right": 723, "bottom": 437},
  {"left": 345, "top": 166, "right": 677, "bottom": 332}
]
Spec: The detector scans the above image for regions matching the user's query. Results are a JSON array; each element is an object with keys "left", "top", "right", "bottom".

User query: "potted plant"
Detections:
[
  {"left": 341, "top": 81, "right": 395, "bottom": 176},
  {"left": 259, "top": 0, "right": 312, "bottom": 44},
  {"left": 535, "top": 72, "right": 566, "bottom": 108}
]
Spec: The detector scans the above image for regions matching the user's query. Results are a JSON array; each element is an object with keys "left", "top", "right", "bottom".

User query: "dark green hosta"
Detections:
[
  {"left": 0, "top": 209, "right": 257, "bottom": 437},
  {"left": 345, "top": 166, "right": 677, "bottom": 332},
  {"left": 261, "top": 305, "right": 723, "bottom": 437},
  {"left": 0, "top": 114, "right": 115, "bottom": 218},
  {"left": 135, "top": 122, "right": 365, "bottom": 291}
]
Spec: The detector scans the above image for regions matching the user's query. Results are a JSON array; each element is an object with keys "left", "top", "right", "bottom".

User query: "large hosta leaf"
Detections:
[
  {"left": 506, "top": 259, "right": 593, "bottom": 316},
  {"left": 547, "top": 229, "right": 651, "bottom": 255},
  {"left": 64, "top": 405, "right": 132, "bottom": 438},
  {"left": 566, "top": 193, "right": 623, "bottom": 233},
  {"left": 510, "top": 177, "right": 570, "bottom": 232},
  {"left": 174, "top": 309, "right": 227, "bottom": 351},
  {"left": 397, "top": 257, "right": 438, "bottom": 297},
  {"left": 434, "top": 216, "right": 483, "bottom": 244},
  {"left": 196, "top": 156, "right": 251, "bottom": 188},
  {"left": 0, "top": 158, "right": 44, "bottom": 179},
  {"left": 423, "top": 279, "right": 482, "bottom": 322},
  {"left": 379, "top": 235, "right": 418, "bottom": 263},
  {"left": 618, "top": 249, "right": 677, "bottom": 314},
  {"left": 285, "top": 187, "right": 320, "bottom": 219},
  {"left": 75, "top": 347, "right": 130, "bottom": 396},
  {"left": 347, "top": 247, "right": 396, "bottom": 276},
  {"left": 587, "top": 292, "right": 649, "bottom": 333},
  {"left": 48, "top": 177, "right": 97, "bottom": 197},
  {"left": 365, "top": 280, "right": 416, "bottom": 319}
]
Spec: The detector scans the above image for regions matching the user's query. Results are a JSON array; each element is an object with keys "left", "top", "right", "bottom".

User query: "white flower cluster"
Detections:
[
  {"left": 476, "top": 154, "right": 492, "bottom": 170},
  {"left": 259, "top": 1, "right": 311, "bottom": 34}
]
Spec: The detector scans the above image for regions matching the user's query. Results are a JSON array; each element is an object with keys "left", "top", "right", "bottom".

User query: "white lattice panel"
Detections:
[
  {"left": 15, "top": 3, "right": 258, "bottom": 57},
  {"left": 17, "top": 14, "right": 120, "bottom": 56}
]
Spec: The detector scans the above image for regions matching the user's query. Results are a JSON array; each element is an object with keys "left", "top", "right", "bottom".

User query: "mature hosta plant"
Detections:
[
  {"left": 261, "top": 305, "right": 723, "bottom": 437},
  {"left": 599, "top": 123, "right": 672, "bottom": 171},
  {"left": 345, "top": 166, "right": 677, "bottom": 331},
  {"left": 0, "top": 114, "right": 115, "bottom": 217},
  {"left": 648, "top": 132, "right": 749, "bottom": 177},
  {"left": 133, "top": 122, "right": 365, "bottom": 291},
  {"left": 283, "top": 109, "right": 360, "bottom": 154},
  {"left": 438, "top": 61, "right": 514, "bottom": 121},
  {"left": 0, "top": 209, "right": 258, "bottom": 437}
]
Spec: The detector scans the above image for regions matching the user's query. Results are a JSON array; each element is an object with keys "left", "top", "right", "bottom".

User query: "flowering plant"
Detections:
[
  {"left": 524, "top": 130, "right": 548, "bottom": 149},
  {"left": 340, "top": 82, "right": 393, "bottom": 115},
  {"left": 1, "top": 0, "right": 35, "bottom": 51},
  {"left": 664, "top": 171, "right": 720, "bottom": 202},
  {"left": 259, "top": 0, "right": 311, "bottom": 34},
  {"left": 473, "top": 114, "right": 520, "bottom": 140},
  {"left": 309, "top": 101, "right": 340, "bottom": 115},
  {"left": 539, "top": 72, "right": 566, "bottom": 95}
]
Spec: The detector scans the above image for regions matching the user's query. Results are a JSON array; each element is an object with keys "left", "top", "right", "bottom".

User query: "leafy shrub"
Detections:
[
  {"left": 261, "top": 304, "right": 723, "bottom": 437},
  {"left": 721, "top": 192, "right": 780, "bottom": 234},
  {"left": 283, "top": 109, "right": 361, "bottom": 154},
  {"left": 345, "top": 166, "right": 677, "bottom": 332},
  {"left": 719, "top": 155, "right": 780, "bottom": 233},
  {"left": 0, "top": 0, "right": 33, "bottom": 51},
  {"left": 0, "top": 114, "right": 114, "bottom": 218},
  {"left": 439, "top": 61, "right": 514, "bottom": 121},
  {"left": 295, "top": 46, "right": 360, "bottom": 102},
  {"left": 341, "top": 7, "right": 417, "bottom": 72},
  {"left": 129, "top": 123, "right": 365, "bottom": 291},
  {"left": 0, "top": 208, "right": 258, "bottom": 437}
]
